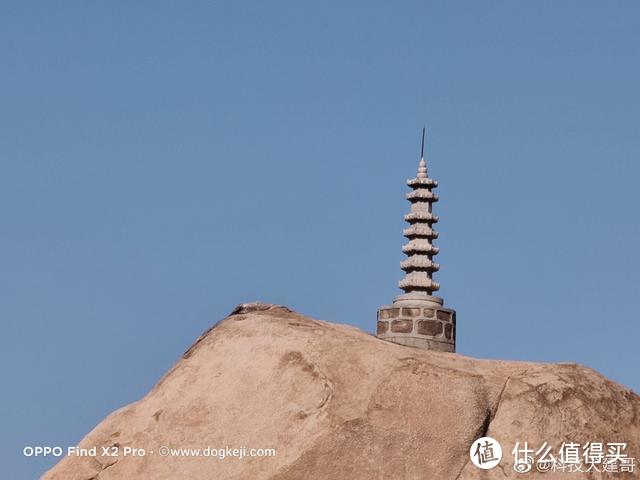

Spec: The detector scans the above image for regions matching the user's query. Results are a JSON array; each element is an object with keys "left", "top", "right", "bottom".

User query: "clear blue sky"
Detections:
[{"left": 1, "top": 1, "right": 639, "bottom": 478}]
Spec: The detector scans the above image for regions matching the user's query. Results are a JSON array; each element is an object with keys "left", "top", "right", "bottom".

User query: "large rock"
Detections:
[{"left": 44, "top": 303, "right": 639, "bottom": 479}]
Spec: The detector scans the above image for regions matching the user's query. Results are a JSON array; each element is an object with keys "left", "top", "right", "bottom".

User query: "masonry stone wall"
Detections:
[{"left": 376, "top": 304, "right": 456, "bottom": 353}]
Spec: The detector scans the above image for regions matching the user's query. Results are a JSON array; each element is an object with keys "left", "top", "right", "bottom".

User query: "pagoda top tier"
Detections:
[{"left": 407, "top": 177, "right": 438, "bottom": 188}]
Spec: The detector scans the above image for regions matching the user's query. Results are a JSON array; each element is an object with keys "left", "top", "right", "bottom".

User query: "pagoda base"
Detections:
[{"left": 376, "top": 293, "right": 456, "bottom": 352}]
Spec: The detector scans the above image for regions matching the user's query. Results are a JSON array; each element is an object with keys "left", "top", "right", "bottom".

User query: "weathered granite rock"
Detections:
[{"left": 43, "top": 303, "right": 639, "bottom": 479}]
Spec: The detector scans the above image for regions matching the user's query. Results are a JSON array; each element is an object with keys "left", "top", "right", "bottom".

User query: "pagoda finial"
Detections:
[{"left": 417, "top": 127, "right": 427, "bottom": 179}]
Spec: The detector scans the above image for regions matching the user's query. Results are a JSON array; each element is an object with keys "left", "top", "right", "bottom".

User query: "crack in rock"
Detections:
[{"left": 454, "top": 373, "right": 515, "bottom": 480}]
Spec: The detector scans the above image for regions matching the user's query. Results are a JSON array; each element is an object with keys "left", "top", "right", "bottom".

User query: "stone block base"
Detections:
[{"left": 376, "top": 299, "right": 456, "bottom": 352}]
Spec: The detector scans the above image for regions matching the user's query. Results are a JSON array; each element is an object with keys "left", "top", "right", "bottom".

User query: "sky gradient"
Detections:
[{"left": 1, "top": 1, "right": 639, "bottom": 478}]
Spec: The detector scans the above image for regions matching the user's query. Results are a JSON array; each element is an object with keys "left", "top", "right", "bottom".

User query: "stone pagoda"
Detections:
[{"left": 377, "top": 130, "right": 456, "bottom": 352}]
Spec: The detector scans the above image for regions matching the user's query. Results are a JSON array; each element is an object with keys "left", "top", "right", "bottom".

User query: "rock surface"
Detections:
[{"left": 44, "top": 303, "right": 639, "bottom": 479}]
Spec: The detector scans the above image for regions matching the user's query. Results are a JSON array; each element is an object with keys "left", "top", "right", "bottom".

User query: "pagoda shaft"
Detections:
[{"left": 398, "top": 157, "right": 440, "bottom": 294}]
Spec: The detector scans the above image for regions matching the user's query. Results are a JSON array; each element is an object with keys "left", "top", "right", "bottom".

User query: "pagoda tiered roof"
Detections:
[
  {"left": 406, "top": 189, "right": 439, "bottom": 202},
  {"left": 398, "top": 272, "right": 440, "bottom": 291},
  {"left": 400, "top": 255, "right": 440, "bottom": 272},
  {"left": 403, "top": 224, "right": 438, "bottom": 238}
]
